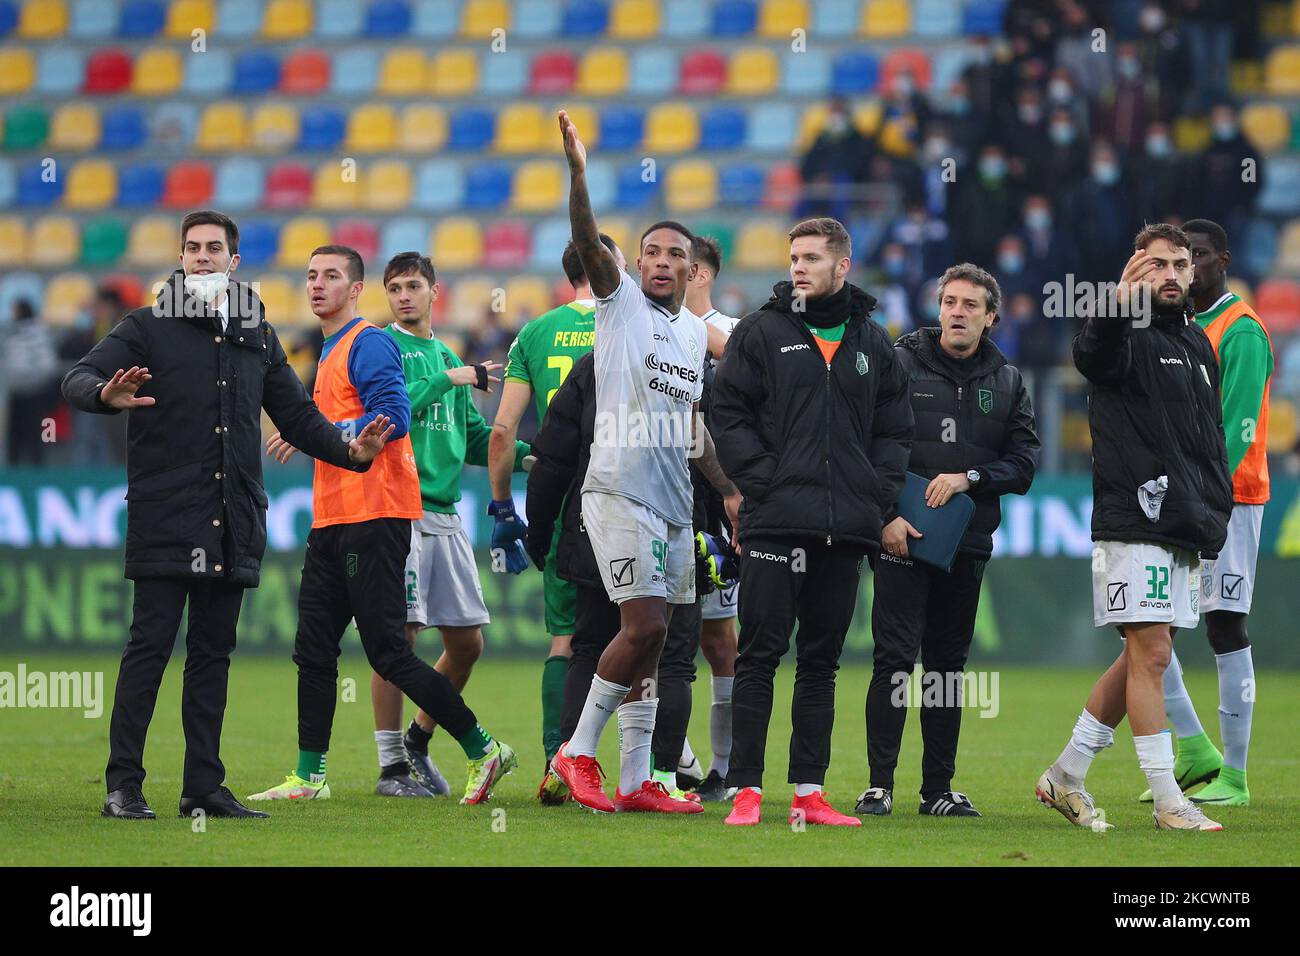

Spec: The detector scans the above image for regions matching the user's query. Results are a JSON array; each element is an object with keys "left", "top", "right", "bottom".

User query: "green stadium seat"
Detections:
[
  {"left": 3, "top": 105, "right": 48, "bottom": 149},
  {"left": 81, "top": 217, "right": 128, "bottom": 267}
]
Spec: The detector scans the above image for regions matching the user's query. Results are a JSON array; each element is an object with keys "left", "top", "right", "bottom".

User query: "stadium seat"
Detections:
[
  {"left": 1239, "top": 219, "right": 1279, "bottom": 279},
  {"left": 265, "top": 162, "right": 312, "bottom": 208},
  {"left": 45, "top": 273, "right": 95, "bottom": 326},
  {"left": 496, "top": 103, "right": 548, "bottom": 154},
  {"left": 512, "top": 0, "right": 561, "bottom": 38},
  {"left": 665, "top": 161, "right": 718, "bottom": 211},
  {"left": 332, "top": 220, "right": 380, "bottom": 263},
  {"left": 409, "top": 0, "right": 459, "bottom": 37},
  {"left": 1266, "top": 45, "right": 1300, "bottom": 95},
  {"left": 616, "top": 162, "right": 660, "bottom": 208},
  {"left": 250, "top": 103, "right": 300, "bottom": 152},
  {"left": 661, "top": 0, "right": 709, "bottom": 38},
  {"left": 84, "top": 48, "right": 131, "bottom": 93},
  {"left": 763, "top": 162, "right": 801, "bottom": 211},
  {"left": 0, "top": 49, "right": 35, "bottom": 94},
  {"left": 530, "top": 50, "right": 576, "bottom": 93},
  {"left": 367, "top": 0, "right": 411, "bottom": 35},
  {"left": 483, "top": 221, "right": 532, "bottom": 269},
  {"left": 399, "top": 105, "right": 448, "bottom": 152},
  {"left": 36, "top": 47, "right": 85, "bottom": 95},
  {"left": 18, "top": 0, "right": 68, "bottom": 38},
  {"left": 564, "top": 0, "right": 607, "bottom": 36},
  {"left": 480, "top": 49, "right": 529, "bottom": 96},
  {"left": 449, "top": 109, "right": 496, "bottom": 150},
  {"left": 1173, "top": 115, "right": 1211, "bottom": 153},
  {"left": 577, "top": 47, "right": 629, "bottom": 96},
  {"left": 97, "top": 272, "right": 145, "bottom": 309},
  {"left": 380, "top": 217, "right": 428, "bottom": 261},
  {"left": 513, "top": 160, "right": 565, "bottom": 212},
  {"left": 185, "top": 48, "right": 233, "bottom": 94},
  {"left": 278, "top": 216, "right": 331, "bottom": 268},
  {"left": 1241, "top": 102, "right": 1291, "bottom": 153},
  {"left": 461, "top": 0, "right": 508, "bottom": 37},
  {"left": 584, "top": 157, "right": 616, "bottom": 208},
  {"left": 233, "top": 50, "right": 281, "bottom": 94},
  {"left": 366, "top": 160, "right": 413, "bottom": 210},
  {"left": 610, "top": 0, "right": 659, "bottom": 38},
  {"left": 882, "top": 48, "right": 932, "bottom": 92},
  {"left": 735, "top": 220, "right": 789, "bottom": 269},
  {"left": 464, "top": 163, "right": 512, "bottom": 209},
  {"left": 964, "top": 0, "right": 1007, "bottom": 36},
  {"left": 101, "top": 105, "right": 148, "bottom": 150},
  {"left": 4, "top": 105, "right": 48, "bottom": 149},
  {"left": 1267, "top": 398, "right": 1298, "bottom": 452},
  {"left": 263, "top": 0, "right": 311, "bottom": 38},
  {"left": 727, "top": 47, "right": 779, "bottom": 96},
  {"left": 679, "top": 49, "right": 726, "bottom": 95},
  {"left": 600, "top": 106, "right": 644, "bottom": 150},
  {"left": 65, "top": 160, "right": 118, "bottom": 210},
  {"left": 347, "top": 104, "right": 398, "bottom": 153},
  {"left": 231, "top": 218, "right": 275, "bottom": 267},
  {"left": 30, "top": 216, "right": 80, "bottom": 267},
  {"left": 51, "top": 103, "right": 99, "bottom": 151},
  {"left": 118, "top": 0, "right": 165, "bottom": 36},
  {"left": 0, "top": 273, "right": 46, "bottom": 321},
  {"left": 0, "top": 160, "right": 17, "bottom": 207},
  {"left": 313, "top": 161, "right": 363, "bottom": 210},
  {"left": 330, "top": 48, "right": 379, "bottom": 95},
  {"left": 356, "top": 280, "right": 391, "bottom": 323},
  {"left": 413, "top": 159, "right": 465, "bottom": 211},
  {"left": 212, "top": 157, "right": 263, "bottom": 208},
  {"left": 0, "top": 217, "right": 26, "bottom": 267},
  {"left": 127, "top": 215, "right": 174, "bottom": 265},
  {"left": 811, "top": 0, "right": 855, "bottom": 34},
  {"left": 529, "top": 216, "right": 572, "bottom": 270},
  {"left": 646, "top": 104, "right": 700, "bottom": 153},
  {"left": 713, "top": 0, "right": 757, "bottom": 36},
  {"left": 163, "top": 162, "right": 214, "bottom": 207},
  {"left": 431, "top": 218, "right": 484, "bottom": 270},
  {"left": 444, "top": 277, "right": 493, "bottom": 328},
  {"left": 719, "top": 163, "right": 764, "bottom": 206},
  {"left": 254, "top": 275, "right": 307, "bottom": 327},
  {"left": 1256, "top": 279, "right": 1300, "bottom": 331},
  {"left": 1259, "top": 156, "right": 1300, "bottom": 215},
  {"left": 197, "top": 101, "right": 247, "bottom": 151},
  {"left": 758, "top": 0, "right": 807, "bottom": 38},
  {"left": 431, "top": 49, "right": 479, "bottom": 95},
  {"left": 215, "top": 0, "right": 260, "bottom": 37},
  {"left": 315, "top": 0, "right": 362, "bottom": 36},
  {"left": 832, "top": 50, "right": 879, "bottom": 93},
  {"left": 1275, "top": 220, "right": 1300, "bottom": 274},
  {"left": 861, "top": 0, "right": 910, "bottom": 37},
  {"left": 700, "top": 107, "right": 747, "bottom": 149},
  {"left": 746, "top": 102, "right": 797, "bottom": 151},
  {"left": 69, "top": 0, "right": 116, "bottom": 38},
  {"left": 280, "top": 49, "right": 329, "bottom": 94},
  {"left": 692, "top": 222, "right": 734, "bottom": 262},
  {"left": 297, "top": 107, "right": 346, "bottom": 150},
  {"left": 780, "top": 49, "right": 831, "bottom": 95},
  {"left": 81, "top": 217, "right": 128, "bottom": 267},
  {"left": 165, "top": 0, "right": 214, "bottom": 37},
  {"left": 16, "top": 160, "right": 63, "bottom": 206},
  {"left": 503, "top": 276, "right": 551, "bottom": 323},
  {"left": 914, "top": 0, "right": 961, "bottom": 37},
  {"left": 629, "top": 47, "right": 679, "bottom": 95},
  {"left": 929, "top": 46, "right": 975, "bottom": 98},
  {"left": 130, "top": 46, "right": 182, "bottom": 95},
  {"left": 149, "top": 101, "right": 197, "bottom": 150},
  {"left": 379, "top": 48, "right": 428, "bottom": 95}
]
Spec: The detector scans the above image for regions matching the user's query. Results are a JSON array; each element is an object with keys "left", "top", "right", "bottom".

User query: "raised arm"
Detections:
[{"left": 560, "top": 109, "right": 620, "bottom": 298}]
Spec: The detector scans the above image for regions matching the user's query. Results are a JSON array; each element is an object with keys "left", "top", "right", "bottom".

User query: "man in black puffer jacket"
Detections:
[
  {"left": 711, "top": 217, "right": 914, "bottom": 826},
  {"left": 859, "top": 264, "right": 1039, "bottom": 820}
]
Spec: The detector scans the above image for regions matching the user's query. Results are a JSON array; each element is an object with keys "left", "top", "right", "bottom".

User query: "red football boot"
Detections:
[
  {"left": 725, "top": 787, "right": 762, "bottom": 826},
  {"left": 550, "top": 743, "right": 614, "bottom": 814},
  {"left": 790, "top": 790, "right": 861, "bottom": 826},
  {"left": 614, "top": 780, "right": 705, "bottom": 814}
]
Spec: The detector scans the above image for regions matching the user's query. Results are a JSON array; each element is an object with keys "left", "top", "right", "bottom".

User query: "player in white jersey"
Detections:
[{"left": 550, "top": 109, "right": 741, "bottom": 815}]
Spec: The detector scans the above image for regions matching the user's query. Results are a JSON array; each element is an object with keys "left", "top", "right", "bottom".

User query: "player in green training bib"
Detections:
[{"left": 487, "top": 233, "right": 627, "bottom": 803}]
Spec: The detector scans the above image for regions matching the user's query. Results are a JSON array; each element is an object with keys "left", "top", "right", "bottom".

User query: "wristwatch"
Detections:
[{"left": 966, "top": 468, "right": 982, "bottom": 487}]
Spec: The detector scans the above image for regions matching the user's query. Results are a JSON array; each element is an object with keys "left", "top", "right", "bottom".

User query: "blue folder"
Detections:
[{"left": 894, "top": 472, "right": 976, "bottom": 573}]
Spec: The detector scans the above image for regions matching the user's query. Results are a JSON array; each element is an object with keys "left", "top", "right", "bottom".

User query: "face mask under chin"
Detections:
[{"left": 185, "top": 269, "right": 230, "bottom": 305}]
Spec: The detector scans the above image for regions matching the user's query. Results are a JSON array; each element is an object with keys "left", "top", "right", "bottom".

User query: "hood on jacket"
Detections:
[
  {"left": 760, "top": 280, "right": 879, "bottom": 327},
  {"left": 897, "top": 326, "right": 1008, "bottom": 381}
]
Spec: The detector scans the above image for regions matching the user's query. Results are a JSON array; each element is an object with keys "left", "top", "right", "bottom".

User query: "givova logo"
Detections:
[{"left": 49, "top": 886, "right": 151, "bottom": 936}]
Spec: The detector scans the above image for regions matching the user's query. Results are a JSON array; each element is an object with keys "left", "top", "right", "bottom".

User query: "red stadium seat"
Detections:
[
  {"left": 679, "top": 50, "right": 726, "bottom": 95},
  {"left": 332, "top": 219, "right": 379, "bottom": 263},
  {"left": 880, "top": 47, "right": 932, "bottom": 92},
  {"left": 530, "top": 50, "right": 577, "bottom": 94},
  {"left": 101, "top": 273, "right": 146, "bottom": 309},
  {"left": 762, "top": 162, "right": 801, "bottom": 212},
  {"left": 264, "top": 162, "right": 312, "bottom": 209},
  {"left": 280, "top": 50, "right": 330, "bottom": 94},
  {"left": 1255, "top": 279, "right": 1300, "bottom": 332},
  {"left": 551, "top": 276, "right": 575, "bottom": 306},
  {"left": 84, "top": 48, "right": 133, "bottom": 94},
  {"left": 482, "top": 220, "right": 531, "bottom": 269},
  {"left": 162, "top": 161, "right": 214, "bottom": 207}
]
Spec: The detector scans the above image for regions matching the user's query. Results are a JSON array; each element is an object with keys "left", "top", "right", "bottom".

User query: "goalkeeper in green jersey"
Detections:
[{"left": 487, "top": 233, "right": 627, "bottom": 802}]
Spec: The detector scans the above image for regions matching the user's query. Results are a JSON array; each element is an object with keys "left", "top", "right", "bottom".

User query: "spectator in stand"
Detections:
[
  {"left": 889, "top": 202, "right": 953, "bottom": 291},
  {"left": 1131, "top": 121, "right": 1187, "bottom": 223},
  {"left": 1029, "top": 108, "right": 1090, "bottom": 196},
  {"left": 941, "top": 78, "right": 992, "bottom": 160},
  {"left": 1194, "top": 103, "right": 1260, "bottom": 244},
  {"left": 1054, "top": 2, "right": 1114, "bottom": 100},
  {"left": 1180, "top": 0, "right": 1234, "bottom": 110},
  {"left": 1046, "top": 67, "right": 1090, "bottom": 132},
  {"left": 874, "top": 241, "right": 922, "bottom": 335},
  {"left": 951, "top": 145, "right": 1018, "bottom": 267},
  {"left": 4, "top": 299, "right": 62, "bottom": 465},
  {"left": 1136, "top": 2, "right": 1190, "bottom": 118},
  {"left": 995, "top": 234, "right": 1040, "bottom": 300},
  {"left": 1095, "top": 42, "right": 1153, "bottom": 152},
  {"left": 1067, "top": 141, "right": 1136, "bottom": 281},
  {"left": 1021, "top": 194, "right": 1081, "bottom": 281},
  {"left": 1005, "top": 87, "right": 1052, "bottom": 183},
  {"left": 798, "top": 97, "right": 874, "bottom": 220}
]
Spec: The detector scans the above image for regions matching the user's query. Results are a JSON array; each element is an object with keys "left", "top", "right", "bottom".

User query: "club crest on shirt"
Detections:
[{"left": 855, "top": 351, "right": 868, "bottom": 376}]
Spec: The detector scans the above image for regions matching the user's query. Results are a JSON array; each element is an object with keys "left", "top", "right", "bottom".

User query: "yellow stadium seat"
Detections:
[
  {"left": 645, "top": 103, "right": 699, "bottom": 153},
  {"left": 263, "top": 0, "right": 312, "bottom": 39},
  {"left": 30, "top": 216, "right": 79, "bottom": 267},
  {"left": 1294, "top": 0, "right": 1300, "bottom": 38},
  {"left": 253, "top": 276, "right": 310, "bottom": 328},
  {"left": 346, "top": 104, "right": 398, "bottom": 153},
  {"left": 798, "top": 103, "right": 829, "bottom": 150},
  {"left": 503, "top": 276, "right": 551, "bottom": 326},
  {"left": 665, "top": 160, "right": 718, "bottom": 212},
  {"left": 512, "top": 161, "right": 565, "bottom": 212},
  {"left": 128, "top": 217, "right": 176, "bottom": 266},
  {"left": 555, "top": 105, "right": 599, "bottom": 151},
  {"left": 576, "top": 47, "right": 628, "bottom": 96},
  {"left": 279, "top": 217, "right": 333, "bottom": 269},
  {"left": 398, "top": 105, "right": 447, "bottom": 152},
  {"left": 357, "top": 281, "right": 391, "bottom": 324},
  {"left": 431, "top": 218, "right": 484, "bottom": 271},
  {"left": 18, "top": 0, "right": 67, "bottom": 38},
  {"left": 735, "top": 220, "right": 790, "bottom": 270},
  {"left": 461, "top": 0, "right": 509, "bottom": 38},
  {"left": 1277, "top": 221, "right": 1300, "bottom": 273},
  {"left": 727, "top": 47, "right": 779, "bottom": 96},
  {"left": 1266, "top": 45, "right": 1300, "bottom": 95},
  {"left": 854, "top": 100, "right": 884, "bottom": 136},
  {"left": 379, "top": 48, "right": 428, "bottom": 96},
  {"left": 250, "top": 103, "right": 300, "bottom": 152},
  {"left": 447, "top": 277, "right": 495, "bottom": 328},
  {"left": 1268, "top": 399, "right": 1298, "bottom": 453},
  {"left": 166, "top": 0, "right": 215, "bottom": 38},
  {"left": 0, "top": 50, "right": 35, "bottom": 95},
  {"left": 1241, "top": 103, "right": 1290, "bottom": 153},
  {"left": 596, "top": 218, "right": 632, "bottom": 260},
  {"left": 1173, "top": 116, "right": 1211, "bottom": 154},
  {"left": 0, "top": 217, "right": 27, "bottom": 267},
  {"left": 861, "top": 0, "right": 911, "bottom": 38},
  {"left": 610, "top": 0, "right": 660, "bottom": 38},
  {"left": 49, "top": 103, "right": 100, "bottom": 151},
  {"left": 132, "top": 46, "right": 183, "bottom": 95},
  {"left": 430, "top": 49, "right": 479, "bottom": 96},
  {"left": 197, "top": 101, "right": 248, "bottom": 151},
  {"left": 366, "top": 160, "right": 413, "bottom": 211},
  {"left": 64, "top": 160, "right": 117, "bottom": 209},
  {"left": 759, "top": 0, "right": 808, "bottom": 38},
  {"left": 46, "top": 273, "right": 94, "bottom": 326},
  {"left": 496, "top": 103, "right": 548, "bottom": 154},
  {"left": 313, "top": 163, "right": 362, "bottom": 211},
  {"left": 1227, "top": 278, "right": 1253, "bottom": 303}
]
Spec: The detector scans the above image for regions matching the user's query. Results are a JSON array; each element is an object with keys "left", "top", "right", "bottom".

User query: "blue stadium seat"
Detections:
[
  {"left": 70, "top": 0, "right": 118, "bottom": 37},
  {"left": 317, "top": 0, "right": 364, "bottom": 37},
  {"left": 712, "top": 0, "right": 757, "bottom": 36},
  {"left": 330, "top": 48, "right": 379, "bottom": 95},
  {"left": 236, "top": 219, "right": 278, "bottom": 267},
  {"left": 184, "top": 49, "right": 233, "bottom": 94},
  {"left": 413, "top": 159, "right": 465, "bottom": 211},
  {"left": 233, "top": 50, "right": 281, "bottom": 94},
  {"left": 811, "top": 0, "right": 857, "bottom": 35},
  {"left": 832, "top": 50, "right": 878, "bottom": 93},
  {"left": 781, "top": 49, "right": 830, "bottom": 96},
  {"left": 217, "top": 0, "right": 261, "bottom": 37},
  {"left": 0, "top": 273, "right": 46, "bottom": 323},
  {"left": 746, "top": 102, "right": 797, "bottom": 151},
  {"left": 584, "top": 158, "right": 616, "bottom": 208},
  {"left": 378, "top": 218, "right": 426, "bottom": 259},
  {"left": 719, "top": 163, "right": 764, "bottom": 206},
  {"left": 37, "top": 48, "right": 85, "bottom": 95},
  {"left": 616, "top": 162, "right": 659, "bottom": 208},
  {"left": 118, "top": 0, "right": 166, "bottom": 37},
  {"left": 366, "top": 0, "right": 412, "bottom": 36},
  {"left": 915, "top": 0, "right": 962, "bottom": 37},
  {"left": 629, "top": 48, "right": 678, "bottom": 95},
  {"left": 448, "top": 109, "right": 496, "bottom": 150},
  {"left": 599, "top": 107, "right": 645, "bottom": 150},
  {"left": 117, "top": 163, "right": 165, "bottom": 206},
  {"left": 1258, "top": 156, "right": 1300, "bottom": 215},
  {"left": 1240, "top": 219, "right": 1279, "bottom": 280},
  {"left": 297, "top": 108, "right": 346, "bottom": 150},
  {"left": 530, "top": 216, "right": 572, "bottom": 270},
  {"left": 480, "top": 50, "right": 529, "bottom": 95},
  {"left": 964, "top": 0, "right": 1007, "bottom": 36},
  {"left": 513, "top": 0, "right": 561, "bottom": 38},
  {"left": 929, "top": 46, "right": 974, "bottom": 97},
  {"left": 101, "top": 106, "right": 148, "bottom": 150},
  {"left": 150, "top": 101, "right": 198, "bottom": 150},
  {"left": 0, "top": 1, "right": 16, "bottom": 38},
  {"left": 564, "top": 0, "right": 608, "bottom": 37},
  {"left": 17, "top": 162, "right": 64, "bottom": 207},
  {"left": 411, "top": 0, "right": 461, "bottom": 37},
  {"left": 662, "top": 0, "right": 709, "bottom": 38},
  {"left": 0, "top": 159, "right": 15, "bottom": 206},
  {"left": 213, "top": 157, "right": 263, "bottom": 208},
  {"left": 464, "top": 163, "right": 512, "bottom": 209},
  {"left": 700, "top": 107, "right": 746, "bottom": 149}
]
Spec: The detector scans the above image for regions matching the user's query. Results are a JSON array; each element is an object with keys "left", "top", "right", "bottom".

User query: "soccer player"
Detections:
[
  {"left": 1135, "top": 219, "right": 1273, "bottom": 808},
  {"left": 248, "top": 246, "right": 517, "bottom": 806},
  {"left": 486, "top": 233, "right": 628, "bottom": 800},
  {"left": 1036, "top": 224, "right": 1233, "bottom": 831},
  {"left": 549, "top": 109, "right": 739, "bottom": 814}
]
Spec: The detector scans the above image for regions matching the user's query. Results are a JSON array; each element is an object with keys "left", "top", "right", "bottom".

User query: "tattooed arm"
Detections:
[{"left": 559, "top": 109, "right": 620, "bottom": 299}]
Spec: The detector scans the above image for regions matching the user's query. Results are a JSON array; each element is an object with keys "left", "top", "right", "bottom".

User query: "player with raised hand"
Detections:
[{"left": 549, "top": 109, "right": 739, "bottom": 814}]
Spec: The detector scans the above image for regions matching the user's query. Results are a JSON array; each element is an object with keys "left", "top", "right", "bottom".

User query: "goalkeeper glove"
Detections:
[
  {"left": 487, "top": 499, "right": 530, "bottom": 574},
  {"left": 695, "top": 531, "right": 738, "bottom": 590}
]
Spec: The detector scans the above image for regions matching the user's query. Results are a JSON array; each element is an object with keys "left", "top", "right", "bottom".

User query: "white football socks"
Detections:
[
  {"left": 1216, "top": 646, "right": 1254, "bottom": 771},
  {"left": 1134, "top": 730, "right": 1183, "bottom": 810},
  {"left": 709, "top": 675, "right": 734, "bottom": 778},
  {"left": 1161, "top": 650, "right": 1206, "bottom": 738},
  {"left": 568, "top": 674, "right": 630, "bottom": 758},
  {"left": 793, "top": 783, "right": 822, "bottom": 797},
  {"left": 617, "top": 699, "right": 658, "bottom": 794},
  {"left": 375, "top": 729, "right": 406, "bottom": 770},
  {"left": 1054, "top": 708, "right": 1115, "bottom": 782}
]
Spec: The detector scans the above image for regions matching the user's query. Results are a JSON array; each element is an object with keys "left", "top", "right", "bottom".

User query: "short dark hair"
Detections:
[
  {"left": 562, "top": 233, "right": 619, "bottom": 285},
  {"left": 1133, "top": 222, "right": 1190, "bottom": 254},
  {"left": 1181, "top": 218, "right": 1229, "bottom": 253},
  {"left": 937, "top": 262, "right": 1002, "bottom": 328},
  {"left": 691, "top": 235, "right": 722, "bottom": 278},
  {"left": 639, "top": 220, "right": 695, "bottom": 254},
  {"left": 789, "top": 217, "right": 851, "bottom": 260},
  {"left": 383, "top": 251, "right": 436, "bottom": 288},
  {"left": 309, "top": 244, "right": 364, "bottom": 282},
  {"left": 180, "top": 210, "right": 239, "bottom": 255}
]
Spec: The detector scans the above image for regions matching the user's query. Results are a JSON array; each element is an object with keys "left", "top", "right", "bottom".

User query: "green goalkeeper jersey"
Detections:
[{"left": 504, "top": 299, "right": 596, "bottom": 424}]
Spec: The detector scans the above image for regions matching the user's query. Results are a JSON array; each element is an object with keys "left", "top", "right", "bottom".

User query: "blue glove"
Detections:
[
  {"left": 488, "top": 499, "right": 530, "bottom": 574},
  {"left": 695, "top": 531, "right": 738, "bottom": 589}
]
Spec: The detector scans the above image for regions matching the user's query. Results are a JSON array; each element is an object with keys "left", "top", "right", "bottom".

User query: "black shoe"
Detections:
[
  {"left": 695, "top": 770, "right": 737, "bottom": 802},
  {"left": 855, "top": 787, "right": 893, "bottom": 816},
  {"left": 403, "top": 721, "right": 450, "bottom": 796},
  {"left": 103, "top": 787, "right": 155, "bottom": 819},
  {"left": 179, "top": 785, "right": 270, "bottom": 818},
  {"left": 918, "top": 791, "right": 982, "bottom": 817}
]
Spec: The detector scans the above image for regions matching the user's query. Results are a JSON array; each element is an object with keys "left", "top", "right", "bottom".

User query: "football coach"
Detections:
[
  {"left": 61, "top": 210, "right": 390, "bottom": 820},
  {"left": 857, "top": 263, "right": 1039, "bottom": 819}
]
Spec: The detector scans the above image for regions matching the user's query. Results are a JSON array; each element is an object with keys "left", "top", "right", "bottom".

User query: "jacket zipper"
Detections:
[{"left": 825, "top": 358, "right": 833, "bottom": 546}]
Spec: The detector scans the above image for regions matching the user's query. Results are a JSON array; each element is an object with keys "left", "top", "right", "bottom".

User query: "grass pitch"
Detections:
[{"left": 1, "top": 654, "right": 1295, "bottom": 866}]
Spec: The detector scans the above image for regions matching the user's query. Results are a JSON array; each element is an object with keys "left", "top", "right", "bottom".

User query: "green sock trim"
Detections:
[
  {"left": 296, "top": 750, "right": 326, "bottom": 781},
  {"left": 652, "top": 768, "right": 676, "bottom": 787},
  {"left": 457, "top": 725, "right": 493, "bottom": 760},
  {"left": 541, "top": 655, "right": 569, "bottom": 760},
  {"left": 1217, "top": 765, "right": 1247, "bottom": 789}
]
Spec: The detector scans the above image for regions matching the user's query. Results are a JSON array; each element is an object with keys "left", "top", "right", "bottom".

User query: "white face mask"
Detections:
[{"left": 185, "top": 260, "right": 233, "bottom": 305}]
